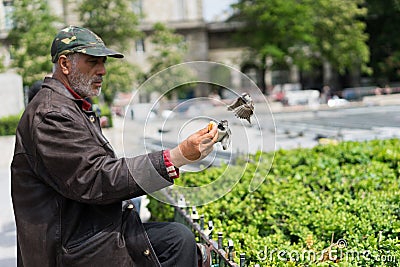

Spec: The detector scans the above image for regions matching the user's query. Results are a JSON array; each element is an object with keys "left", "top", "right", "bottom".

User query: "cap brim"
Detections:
[{"left": 84, "top": 47, "right": 124, "bottom": 59}]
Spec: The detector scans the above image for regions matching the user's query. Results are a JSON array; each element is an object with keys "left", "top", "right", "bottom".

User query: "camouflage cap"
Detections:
[{"left": 51, "top": 25, "right": 124, "bottom": 63}]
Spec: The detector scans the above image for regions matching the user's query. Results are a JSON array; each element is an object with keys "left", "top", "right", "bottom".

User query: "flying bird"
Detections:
[
  {"left": 208, "top": 120, "right": 231, "bottom": 150},
  {"left": 227, "top": 92, "right": 254, "bottom": 124}
]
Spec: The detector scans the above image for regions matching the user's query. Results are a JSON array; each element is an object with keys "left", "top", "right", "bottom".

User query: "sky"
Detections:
[{"left": 203, "top": 0, "right": 238, "bottom": 22}]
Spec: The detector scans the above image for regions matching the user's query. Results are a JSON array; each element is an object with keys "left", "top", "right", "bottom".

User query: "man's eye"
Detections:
[{"left": 89, "top": 58, "right": 106, "bottom": 64}]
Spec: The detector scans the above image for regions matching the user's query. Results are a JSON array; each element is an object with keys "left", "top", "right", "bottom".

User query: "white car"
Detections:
[{"left": 327, "top": 96, "right": 349, "bottom": 107}]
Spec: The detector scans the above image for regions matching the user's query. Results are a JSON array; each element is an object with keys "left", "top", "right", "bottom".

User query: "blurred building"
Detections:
[
  {"left": 2, "top": 0, "right": 328, "bottom": 103},
  {"left": 0, "top": 0, "right": 14, "bottom": 66},
  {"left": 0, "top": 0, "right": 258, "bottom": 99},
  {"left": 121, "top": 0, "right": 253, "bottom": 98},
  {"left": 0, "top": 0, "right": 371, "bottom": 103}
]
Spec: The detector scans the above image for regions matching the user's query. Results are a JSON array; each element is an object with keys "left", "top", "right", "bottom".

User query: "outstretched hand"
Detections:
[{"left": 169, "top": 124, "right": 219, "bottom": 168}]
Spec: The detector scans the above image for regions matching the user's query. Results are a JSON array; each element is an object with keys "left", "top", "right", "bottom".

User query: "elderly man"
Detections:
[{"left": 11, "top": 26, "right": 218, "bottom": 267}]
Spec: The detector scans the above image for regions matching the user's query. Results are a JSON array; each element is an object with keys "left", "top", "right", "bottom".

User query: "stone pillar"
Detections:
[
  {"left": 289, "top": 65, "right": 300, "bottom": 83},
  {"left": 264, "top": 57, "right": 273, "bottom": 94},
  {"left": 323, "top": 61, "right": 332, "bottom": 86}
]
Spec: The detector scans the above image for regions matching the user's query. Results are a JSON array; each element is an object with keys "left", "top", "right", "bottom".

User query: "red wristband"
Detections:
[{"left": 163, "top": 150, "right": 179, "bottom": 179}]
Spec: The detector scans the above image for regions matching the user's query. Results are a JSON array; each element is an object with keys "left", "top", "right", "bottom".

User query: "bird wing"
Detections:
[
  {"left": 233, "top": 104, "right": 253, "bottom": 123},
  {"left": 227, "top": 97, "right": 245, "bottom": 111}
]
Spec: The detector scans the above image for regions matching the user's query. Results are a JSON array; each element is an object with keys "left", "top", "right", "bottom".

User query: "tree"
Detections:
[
  {"left": 232, "top": 0, "right": 369, "bottom": 90},
  {"left": 312, "top": 0, "right": 369, "bottom": 75},
  {"left": 7, "top": 0, "right": 59, "bottom": 87},
  {"left": 146, "top": 23, "right": 187, "bottom": 77},
  {"left": 101, "top": 58, "right": 142, "bottom": 106},
  {"left": 78, "top": 0, "right": 141, "bottom": 52},
  {"left": 232, "top": 0, "right": 316, "bottom": 69},
  {"left": 0, "top": 56, "right": 6, "bottom": 73},
  {"left": 78, "top": 0, "right": 142, "bottom": 106},
  {"left": 365, "top": 0, "right": 400, "bottom": 84},
  {"left": 142, "top": 23, "right": 191, "bottom": 99}
]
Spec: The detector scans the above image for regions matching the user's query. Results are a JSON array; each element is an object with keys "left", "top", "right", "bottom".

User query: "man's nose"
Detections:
[{"left": 97, "top": 62, "right": 106, "bottom": 76}]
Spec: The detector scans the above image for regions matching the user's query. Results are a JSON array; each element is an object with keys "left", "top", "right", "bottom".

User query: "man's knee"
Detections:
[
  {"left": 144, "top": 222, "right": 198, "bottom": 265},
  {"left": 168, "top": 222, "right": 196, "bottom": 245}
]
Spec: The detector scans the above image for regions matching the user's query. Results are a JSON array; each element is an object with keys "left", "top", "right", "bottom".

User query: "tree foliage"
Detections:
[
  {"left": 141, "top": 23, "right": 192, "bottom": 98},
  {"left": 0, "top": 55, "right": 6, "bottom": 73},
  {"left": 101, "top": 58, "right": 142, "bottom": 106},
  {"left": 233, "top": 0, "right": 369, "bottom": 75},
  {"left": 7, "top": 0, "right": 59, "bottom": 87},
  {"left": 365, "top": 0, "right": 400, "bottom": 84},
  {"left": 313, "top": 0, "right": 369, "bottom": 74},
  {"left": 77, "top": 0, "right": 142, "bottom": 105},
  {"left": 233, "top": 0, "right": 315, "bottom": 67},
  {"left": 146, "top": 22, "right": 187, "bottom": 76},
  {"left": 78, "top": 0, "right": 141, "bottom": 51}
]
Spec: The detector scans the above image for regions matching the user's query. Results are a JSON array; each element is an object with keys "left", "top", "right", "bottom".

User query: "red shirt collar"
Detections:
[{"left": 64, "top": 84, "right": 92, "bottom": 111}]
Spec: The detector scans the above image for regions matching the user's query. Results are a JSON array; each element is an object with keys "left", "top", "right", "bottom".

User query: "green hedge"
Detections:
[
  {"left": 0, "top": 104, "right": 112, "bottom": 136},
  {"left": 100, "top": 104, "right": 113, "bottom": 128},
  {"left": 92, "top": 103, "right": 113, "bottom": 128},
  {"left": 148, "top": 139, "right": 400, "bottom": 266},
  {"left": 0, "top": 114, "right": 20, "bottom": 136}
]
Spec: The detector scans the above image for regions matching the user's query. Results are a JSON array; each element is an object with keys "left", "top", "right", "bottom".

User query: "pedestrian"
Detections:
[
  {"left": 11, "top": 25, "right": 218, "bottom": 267},
  {"left": 27, "top": 80, "right": 43, "bottom": 103}
]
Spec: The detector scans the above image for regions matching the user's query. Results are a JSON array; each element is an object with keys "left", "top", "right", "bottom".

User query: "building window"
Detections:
[
  {"left": 3, "top": 0, "right": 14, "bottom": 30},
  {"left": 135, "top": 38, "right": 145, "bottom": 53},
  {"left": 132, "top": 0, "right": 143, "bottom": 16}
]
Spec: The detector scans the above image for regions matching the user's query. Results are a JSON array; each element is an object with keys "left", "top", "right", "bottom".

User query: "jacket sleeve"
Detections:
[{"left": 34, "top": 110, "right": 173, "bottom": 204}]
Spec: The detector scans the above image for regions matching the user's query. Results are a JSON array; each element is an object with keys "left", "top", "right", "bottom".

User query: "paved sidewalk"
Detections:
[
  {"left": 0, "top": 168, "right": 15, "bottom": 267},
  {"left": 0, "top": 136, "right": 16, "bottom": 267}
]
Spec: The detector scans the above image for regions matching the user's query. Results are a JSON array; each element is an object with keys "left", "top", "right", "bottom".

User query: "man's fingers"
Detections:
[
  {"left": 200, "top": 137, "right": 214, "bottom": 148},
  {"left": 202, "top": 147, "right": 213, "bottom": 158},
  {"left": 207, "top": 123, "right": 218, "bottom": 141},
  {"left": 199, "top": 123, "right": 218, "bottom": 144},
  {"left": 200, "top": 125, "right": 211, "bottom": 135},
  {"left": 211, "top": 128, "right": 219, "bottom": 143}
]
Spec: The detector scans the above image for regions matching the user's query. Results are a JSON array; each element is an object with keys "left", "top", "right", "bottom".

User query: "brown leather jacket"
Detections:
[{"left": 11, "top": 77, "right": 172, "bottom": 267}]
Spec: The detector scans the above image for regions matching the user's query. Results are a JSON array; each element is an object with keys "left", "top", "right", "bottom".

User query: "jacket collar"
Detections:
[
  {"left": 64, "top": 84, "right": 92, "bottom": 111},
  {"left": 42, "top": 77, "right": 92, "bottom": 111}
]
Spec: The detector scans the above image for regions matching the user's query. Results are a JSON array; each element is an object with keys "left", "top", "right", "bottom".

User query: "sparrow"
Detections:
[
  {"left": 208, "top": 120, "right": 231, "bottom": 150},
  {"left": 227, "top": 92, "right": 254, "bottom": 124}
]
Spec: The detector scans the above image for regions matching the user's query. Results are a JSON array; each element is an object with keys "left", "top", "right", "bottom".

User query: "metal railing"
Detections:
[{"left": 163, "top": 190, "right": 256, "bottom": 267}]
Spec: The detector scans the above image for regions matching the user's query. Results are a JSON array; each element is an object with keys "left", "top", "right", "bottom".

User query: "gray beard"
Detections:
[{"left": 69, "top": 70, "right": 100, "bottom": 98}]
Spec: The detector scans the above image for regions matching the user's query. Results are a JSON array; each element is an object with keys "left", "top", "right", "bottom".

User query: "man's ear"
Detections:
[{"left": 58, "top": 55, "right": 70, "bottom": 75}]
